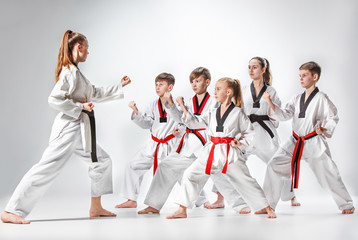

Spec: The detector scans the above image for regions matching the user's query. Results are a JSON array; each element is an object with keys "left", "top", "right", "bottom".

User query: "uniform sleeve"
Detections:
[
  {"left": 268, "top": 95, "right": 295, "bottom": 121},
  {"left": 182, "top": 110, "right": 210, "bottom": 129},
  {"left": 131, "top": 102, "right": 154, "bottom": 129},
  {"left": 48, "top": 72, "right": 83, "bottom": 119},
  {"left": 320, "top": 95, "right": 339, "bottom": 138},
  {"left": 269, "top": 89, "right": 282, "bottom": 128},
  {"left": 164, "top": 102, "right": 185, "bottom": 124},
  {"left": 91, "top": 83, "right": 124, "bottom": 103},
  {"left": 236, "top": 111, "right": 255, "bottom": 152}
]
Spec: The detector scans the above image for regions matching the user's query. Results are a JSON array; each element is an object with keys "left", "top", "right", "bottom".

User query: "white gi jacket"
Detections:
[
  {"left": 242, "top": 84, "right": 281, "bottom": 152},
  {"left": 48, "top": 65, "right": 124, "bottom": 152},
  {"left": 131, "top": 98, "right": 183, "bottom": 158},
  {"left": 268, "top": 88, "right": 339, "bottom": 158},
  {"left": 165, "top": 93, "right": 219, "bottom": 158},
  {"left": 183, "top": 103, "right": 255, "bottom": 167}
]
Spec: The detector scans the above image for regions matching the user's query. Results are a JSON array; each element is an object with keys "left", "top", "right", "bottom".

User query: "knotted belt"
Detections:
[
  {"left": 176, "top": 128, "right": 206, "bottom": 153},
  {"left": 291, "top": 131, "right": 318, "bottom": 191},
  {"left": 151, "top": 134, "right": 175, "bottom": 175},
  {"left": 205, "top": 136, "right": 234, "bottom": 175},
  {"left": 82, "top": 110, "right": 98, "bottom": 163},
  {"left": 248, "top": 114, "right": 274, "bottom": 138}
]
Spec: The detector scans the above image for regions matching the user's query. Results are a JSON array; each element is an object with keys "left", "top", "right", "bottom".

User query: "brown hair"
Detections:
[
  {"left": 55, "top": 30, "right": 87, "bottom": 82},
  {"left": 189, "top": 67, "right": 211, "bottom": 82},
  {"left": 299, "top": 61, "right": 321, "bottom": 80},
  {"left": 155, "top": 72, "right": 175, "bottom": 86},
  {"left": 217, "top": 77, "right": 243, "bottom": 107},
  {"left": 250, "top": 57, "right": 272, "bottom": 86}
]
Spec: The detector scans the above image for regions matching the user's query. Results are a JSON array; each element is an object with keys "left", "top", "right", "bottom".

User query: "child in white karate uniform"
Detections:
[
  {"left": 167, "top": 77, "right": 276, "bottom": 219},
  {"left": 257, "top": 61, "right": 354, "bottom": 215},
  {"left": 209, "top": 57, "right": 299, "bottom": 212},
  {"left": 116, "top": 73, "right": 182, "bottom": 209},
  {"left": 137, "top": 68, "right": 247, "bottom": 214},
  {"left": 1, "top": 30, "right": 131, "bottom": 224}
]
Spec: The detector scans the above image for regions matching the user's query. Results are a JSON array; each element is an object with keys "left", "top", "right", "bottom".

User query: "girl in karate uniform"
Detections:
[
  {"left": 167, "top": 77, "right": 276, "bottom": 219},
  {"left": 208, "top": 57, "right": 299, "bottom": 212},
  {"left": 1, "top": 30, "right": 131, "bottom": 224},
  {"left": 257, "top": 61, "right": 354, "bottom": 214}
]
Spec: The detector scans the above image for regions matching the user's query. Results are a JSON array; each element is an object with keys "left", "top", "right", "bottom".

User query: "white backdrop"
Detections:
[{"left": 1, "top": 0, "right": 357, "bottom": 205}]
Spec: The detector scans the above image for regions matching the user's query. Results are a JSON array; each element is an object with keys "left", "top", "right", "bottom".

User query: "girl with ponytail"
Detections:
[
  {"left": 209, "top": 57, "right": 300, "bottom": 213},
  {"left": 1, "top": 30, "right": 131, "bottom": 224},
  {"left": 246, "top": 57, "right": 300, "bottom": 209},
  {"left": 167, "top": 77, "right": 276, "bottom": 219}
]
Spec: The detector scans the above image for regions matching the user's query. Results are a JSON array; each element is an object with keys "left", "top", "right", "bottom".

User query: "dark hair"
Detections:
[
  {"left": 299, "top": 61, "right": 321, "bottom": 80},
  {"left": 189, "top": 67, "right": 211, "bottom": 82},
  {"left": 55, "top": 30, "right": 87, "bottom": 82},
  {"left": 155, "top": 72, "right": 175, "bottom": 86},
  {"left": 250, "top": 57, "right": 272, "bottom": 86},
  {"left": 217, "top": 77, "right": 243, "bottom": 107}
]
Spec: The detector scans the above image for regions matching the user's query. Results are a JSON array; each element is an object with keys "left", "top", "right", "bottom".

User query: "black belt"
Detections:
[
  {"left": 82, "top": 110, "right": 98, "bottom": 163},
  {"left": 248, "top": 114, "right": 274, "bottom": 138}
]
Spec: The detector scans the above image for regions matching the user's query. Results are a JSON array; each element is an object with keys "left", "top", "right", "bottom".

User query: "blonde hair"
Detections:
[
  {"left": 217, "top": 77, "right": 243, "bottom": 107},
  {"left": 55, "top": 30, "right": 87, "bottom": 82}
]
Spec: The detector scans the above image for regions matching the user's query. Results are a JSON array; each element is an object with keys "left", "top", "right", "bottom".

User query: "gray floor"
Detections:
[{"left": 0, "top": 194, "right": 356, "bottom": 240}]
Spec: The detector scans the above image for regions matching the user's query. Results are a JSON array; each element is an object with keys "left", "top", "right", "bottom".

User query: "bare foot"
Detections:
[
  {"left": 1, "top": 211, "right": 30, "bottom": 224},
  {"left": 138, "top": 206, "right": 160, "bottom": 214},
  {"left": 239, "top": 206, "right": 251, "bottom": 214},
  {"left": 254, "top": 208, "right": 267, "bottom": 214},
  {"left": 204, "top": 201, "right": 225, "bottom": 209},
  {"left": 291, "top": 196, "right": 301, "bottom": 206},
  {"left": 203, "top": 201, "right": 211, "bottom": 208},
  {"left": 90, "top": 207, "right": 116, "bottom": 218},
  {"left": 342, "top": 207, "right": 355, "bottom": 214},
  {"left": 166, "top": 206, "right": 187, "bottom": 219},
  {"left": 265, "top": 206, "right": 277, "bottom": 219},
  {"left": 115, "top": 200, "right": 137, "bottom": 208}
]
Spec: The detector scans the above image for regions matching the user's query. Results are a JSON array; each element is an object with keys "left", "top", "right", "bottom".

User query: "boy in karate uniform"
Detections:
[
  {"left": 116, "top": 73, "right": 182, "bottom": 208},
  {"left": 257, "top": 61, "right": 354, "bottom": 214}
]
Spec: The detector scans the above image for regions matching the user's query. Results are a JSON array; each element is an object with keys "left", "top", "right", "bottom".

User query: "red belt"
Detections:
[
  {"left": 151, "top": 134, "right": 175, "bottom": 175},
  {"left": 176, "top": 128, "right": 206, "bottom": 153},
  {"left": 291, "top": 131, "right": 317, "bottom": 191},
  {"left": 205, "top": 136, "right": 234, "bottom": 175}
]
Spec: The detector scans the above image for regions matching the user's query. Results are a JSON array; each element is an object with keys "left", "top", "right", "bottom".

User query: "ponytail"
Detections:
[
  {"left": 232, "top": 79, "right": 243, "bottom": 108},
  {"left": 218, "top": 77, "right": 243, "bottom": 108},
  {"left": 55, "top": 30, "right": 87, "bottom": 82},
  {"left": 251, "top": 57, "right": 272, "bottom": 86}
]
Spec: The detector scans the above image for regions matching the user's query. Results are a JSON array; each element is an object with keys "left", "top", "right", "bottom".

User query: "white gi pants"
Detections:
[
  {"left": 120, "top": 149, "right": 165, "bottom": 201},
  {"left": 264, "top": 147, "right": 354, "bottom": 210},
  {"left": 211, "top": 147, "right": 294, "bottom": 205},
  {"left": 177, "top": 155, "right": 269, "bottom": 211},
  {"left": 143, "top": 154, "right": 208, "bottom": 210},
  {"left": 5, "top": 120, "right": 113, "bottom": 218}
]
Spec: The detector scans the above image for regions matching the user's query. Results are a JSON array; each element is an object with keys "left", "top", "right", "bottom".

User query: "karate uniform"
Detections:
[
  {"left": 143, "top": 93, "right": 240, "bottom": 210},
  {"left": 176, "top": 103, "right": 270, "bottom": 211},
  {"left": 263, "top": 87, "right": 354, "bottom": 210},
  {"left": 119, "top": 98, "right": 182, "bottom": 202},
  {"left": 243, "top": 83, "right": 294, "bottom": 201},
  {"left": 211, "top": 84, "right": 294, "bottom": 203},
  {"left": 5, "top": 65, "right": 124, "bottom": 218}
]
